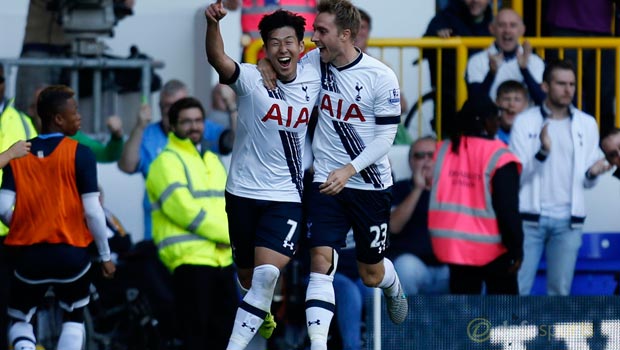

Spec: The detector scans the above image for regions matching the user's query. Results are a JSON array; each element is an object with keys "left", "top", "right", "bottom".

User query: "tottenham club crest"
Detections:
[{"left": 355, "top": 82, "right": 364, "bottom": 101}]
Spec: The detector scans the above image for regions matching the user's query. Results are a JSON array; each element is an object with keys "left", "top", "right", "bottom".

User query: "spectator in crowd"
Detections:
[
  {"left": 354, "top": 8, "right": 372, "bottom": 54},
  {"left": 15, "top": 0, "right": 136, "bottom": 112},
  {"left": 466, "top": 9, "right": 545, "bottom": 105},
  {"left": 118, "top": 79, "right": 233, "bottom": 240},
  {"left": 601, "top": 128, "right": 620, "bottom": 175},
  {"left": 510, "top": 59, "right": 610, "bottom": 296},
  {"left": 352, "top": 7, "right": 409, "bottom": 143},
  {"left": 71, "top": 116, "right": 124, "bottom": 162},
  {"left": 118, "top": 80, "right": 227, "bottom": 345},
  {"left": 0, "top": 140, "right": 30, "bottom": 349},
  {"left": 145, "top": 97, "right": 236, "bottom": 350},
  {"left": 424, "top": 0, "right": 493, "bottom": 138},
  {"left": 495, "top": 80, "right": 529, "bottom": 145},
  {"left": 0, "top": 67, "right": 38, "bottom": 349},
  {"left": 428, "top": 95, "right": 523, "bottom": 294},
  {"left": 0, "top": 66, "right": 38, "bottom": 169},
  {"left": 389, "top": 136, "right": 450, "bottom": 295},
  {"left": 546, "top": 0, "right": 616, "bottom": 134},
  {"left": 222, "top": 0, "right": 316, "bottom": 62},
  {"left": 209, "top": 83, "right": 238, "bottom": 129},
  {"left": 0, "top": 85, "right": 115, "bottom": 350},
  {"left": 28, "top": 85, "right": 125, "bottom": 163},
  {"left": 206, "top": 3, "right": 321, "bottom": 349}
]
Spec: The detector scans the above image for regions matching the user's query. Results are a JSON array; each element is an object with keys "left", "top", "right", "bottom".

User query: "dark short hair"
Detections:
[
  {"left": 37, "top": 85, "right": 75, "bottom": 128},
  {"left": 543, "top": 59, "right": 576, "bottom": 84},
  {"left": 160, "top": 79, "right": 187, "bottom": 100},
  {"left": 259, "top": 9, "right": 306, "bottom": 43},
  {"left": 317, "top": 0, "right": 360, "bottom": 40},
  {"left": 409, "top": 135, "right": 436, "bottom": 158},
  {"left": 450, "top": 94, "right": 499, "bottom": 152},
  {"left": 601, "top": 127, "right": 620, "bottom": 146},
  {"left": 496, "top": 80, "right": 528, "bottom": 98},
  {"left": 357, "top": 7, "right": 371, "bottom": 29},
  {"left": 168, "top": 97, "right": 205, "bottom": 126}
]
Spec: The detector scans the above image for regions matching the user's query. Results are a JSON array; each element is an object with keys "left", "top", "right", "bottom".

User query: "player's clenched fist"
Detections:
[{"left": 205, "top": 0, "right": 228, "bottom": 22}]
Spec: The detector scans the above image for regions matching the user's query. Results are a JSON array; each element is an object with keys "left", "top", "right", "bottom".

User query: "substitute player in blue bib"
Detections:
[
  {"left": 259, "top": 1, "right": 408, "bottom": 348},
  {"left": 205, "top": 2, "right": 321, "bottom": 350}
]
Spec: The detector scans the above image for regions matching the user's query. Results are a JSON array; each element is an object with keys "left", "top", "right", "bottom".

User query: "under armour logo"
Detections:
[
  {"left": 355, "top": 83, "right": 363, "bottom": 101},
  {"left": 242, "top": 322, "right": 256, "bottom": 332},
  {"left": 302, "top": 84, "right": 309, "bottom": 101},
  {"left": 308, "top": 319, "right": 321, "bottom": 326},
  {"left": 283, "top": 240, "right": 295, "bottom": 251}
]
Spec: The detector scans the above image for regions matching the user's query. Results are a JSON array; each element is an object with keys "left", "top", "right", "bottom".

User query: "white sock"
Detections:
[
  {"left": 56, "top": 322, "right": 85, "bottom": 350},
  {"left": 377, "top": 258, "right": 400, "bottom": 297},
  {"left": 227, "top": 264, "right": 280, "bottom": 350},
  {"left": 9, "top": 321, "right": 36, "bottom": 350},
  {"left": 305, "top": 272, "right": 335, "bottom": 350}
]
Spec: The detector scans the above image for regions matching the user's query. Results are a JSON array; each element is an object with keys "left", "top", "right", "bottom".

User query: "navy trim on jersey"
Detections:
[
  {"left": 75, "top": 144, "right": 98, "bottom": 194},
  {"left": 375, "top": 116, "right": 401, "bottom": 125},
  {"left": 279, "top": 130, "right": 304, "bottom": 200},
  {"left": 320, "top": 63, "right": 340, "bottom": 93},
  {"left": 332, "top": 120, "right": 383, "bottom": 188},
  {"left": 220, "top": 63, "right": 241, "bottom": 85},
  {"left": 334, "top": 50, "right": 363, "bottom": 71},
  {"left": 267, "top": 86, "right": 286, "bottom": 100}
]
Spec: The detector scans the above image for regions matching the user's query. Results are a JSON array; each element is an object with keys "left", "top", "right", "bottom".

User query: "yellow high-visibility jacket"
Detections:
[
  {"left": 146, "top": 133, "right": 232, "bottom": 272},
  {"left": 0, "top": 99, "right": 38, "bottom": 236}
]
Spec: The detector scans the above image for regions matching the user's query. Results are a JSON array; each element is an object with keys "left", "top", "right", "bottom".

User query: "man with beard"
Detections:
[
  {"left": 510, "top": 59, "right": 610, "bottom": 296},
  {"left": 145, "top": 97, "right": 237, "bottom": 349}
]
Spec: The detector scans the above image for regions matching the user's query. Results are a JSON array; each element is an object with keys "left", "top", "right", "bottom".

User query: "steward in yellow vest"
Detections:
[
  {"left": 0, "top": 98, "right": 38, "bottom": 236},
  {"left": 145, "top": 97, "right": 236, "bottom": 349}
]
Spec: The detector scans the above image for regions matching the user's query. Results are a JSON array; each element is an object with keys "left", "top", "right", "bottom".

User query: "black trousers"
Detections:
[
  {"left": 0, "top": 237, "right": 8, "bottom": 349},
  {"left": 172, "top": 264, "right": 238, "bottom": 350},
  {"left": 448, "top": 253, "right": 518, "bottom": 295}
]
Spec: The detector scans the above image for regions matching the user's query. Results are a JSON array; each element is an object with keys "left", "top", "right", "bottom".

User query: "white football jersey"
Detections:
[
  {"left": 225, "top": 62, "right": 321, "bottom": 202},
  {"left": 301, "top": 49, "right": 401, "bottom": 190}
]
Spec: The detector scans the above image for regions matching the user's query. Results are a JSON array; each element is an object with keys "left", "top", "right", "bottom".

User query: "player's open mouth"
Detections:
[{"left": 278, "top": 57, "right": 291, "bottom": 68}]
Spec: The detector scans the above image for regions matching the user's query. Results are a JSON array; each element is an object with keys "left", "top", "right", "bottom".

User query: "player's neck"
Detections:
[{"left": 333, "top": 45, "right": 361, "bottom": 68}]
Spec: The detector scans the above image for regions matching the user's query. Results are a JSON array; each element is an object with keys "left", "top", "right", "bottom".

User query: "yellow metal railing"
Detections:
[
  {"left": 366, "top": 37, "right": 620, "bottom": 136},
  {"left": 245, "top": 36, "right": 620, "bottom": 137}
]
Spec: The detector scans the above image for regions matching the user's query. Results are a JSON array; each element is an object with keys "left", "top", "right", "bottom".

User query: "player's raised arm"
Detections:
[{"left": 205, "top": 0, "right": 237, "bottom": 81}]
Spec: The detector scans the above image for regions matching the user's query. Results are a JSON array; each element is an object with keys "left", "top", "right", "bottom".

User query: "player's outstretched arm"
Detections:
[{"left": 205, "top": 0, "right": 237, "bottom": 81}]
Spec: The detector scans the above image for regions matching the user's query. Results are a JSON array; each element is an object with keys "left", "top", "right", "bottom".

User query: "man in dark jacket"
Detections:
[{"left": 423, "top": 0, "right": 493, "bottom": 138}]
